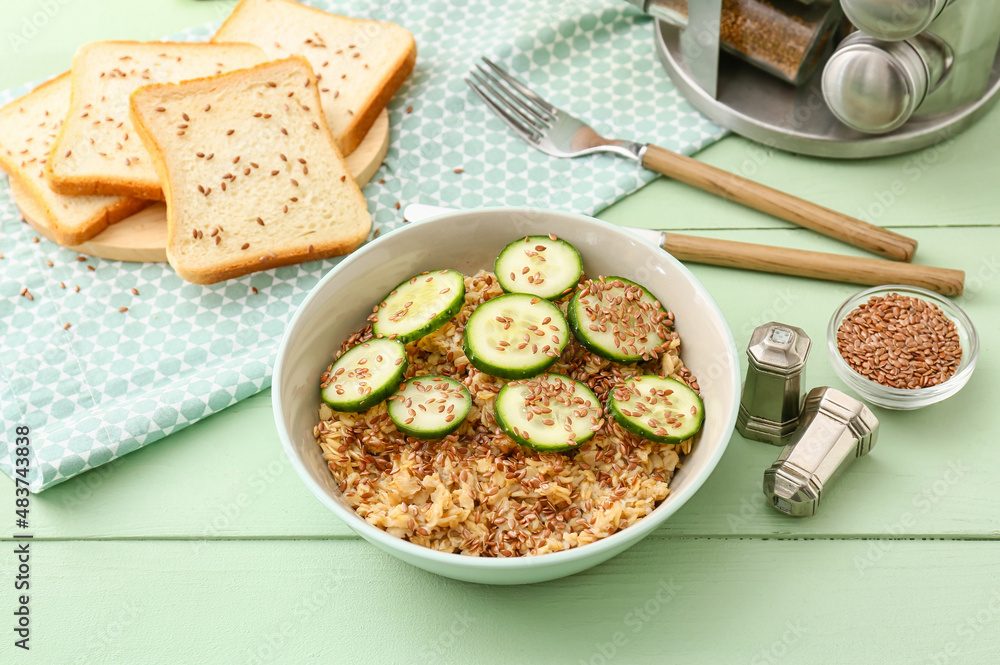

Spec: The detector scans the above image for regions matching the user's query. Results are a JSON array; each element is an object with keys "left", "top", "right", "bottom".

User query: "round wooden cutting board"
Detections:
[{"left": 15, "top": 109, "right": 390, "bottom": 262}]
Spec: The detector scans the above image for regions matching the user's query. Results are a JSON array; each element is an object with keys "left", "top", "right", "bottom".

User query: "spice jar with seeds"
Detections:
[
  {"left": 628, "top": 0, "right": 843, "bottom": 85},
  {"left": 826, "top": 285, "right": 979, "bottom": 410}
]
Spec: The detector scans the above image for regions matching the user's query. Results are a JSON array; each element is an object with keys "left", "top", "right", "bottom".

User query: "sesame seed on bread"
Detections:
[
  {"left": 129, "top": 56, "right": 371, "bottom": 284},
  {"left": 212, "top": 0, "right": 416, "bottom": 156},
  {"left": 0, "top": 73, "right": 149, "bottom": 246},
  {"left": 46, "top": 41, "right": 269, "bottom": 201}
]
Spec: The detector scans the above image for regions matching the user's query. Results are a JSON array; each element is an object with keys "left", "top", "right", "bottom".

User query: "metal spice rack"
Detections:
[{"left": 652, "top": 9, "right": 1000, "bottom": 158}]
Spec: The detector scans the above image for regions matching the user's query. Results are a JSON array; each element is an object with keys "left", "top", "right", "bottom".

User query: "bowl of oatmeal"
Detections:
[{"left": 273, "top": 207, "right": 740, "bottom": 584}]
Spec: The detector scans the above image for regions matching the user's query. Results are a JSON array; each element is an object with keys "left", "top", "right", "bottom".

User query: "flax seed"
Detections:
[
  {"left": 316, "top": 270, "right": 690, "bottom": 556},
  {"left": 836, "top": 292, "right": 962, "bottom": 389}
]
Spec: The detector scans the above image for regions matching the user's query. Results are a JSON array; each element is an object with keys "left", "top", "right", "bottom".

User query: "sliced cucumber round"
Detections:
[
  {"left": 494, "top": 373, "right": 603, "bottom": 452},
  {"left": 387, "top": 375, "right": 471, "bottom": 439},
  {"left": 495, "top": 234, "right": 583, "bottom": 300},
  {"left": 462, "top": 293, "right": 569, "bottom": 380},
  {"left": 607, "top": 375, "right": 704, "bottom": 443},
  {"left": 372, "top": 269, "right": 466, "bottom": 343},
  {"left": 321, "top": 339, "right": 408, "bottom": 413},
  {"left": 568, "top": 276, "right": 672, "bottom": 364}
]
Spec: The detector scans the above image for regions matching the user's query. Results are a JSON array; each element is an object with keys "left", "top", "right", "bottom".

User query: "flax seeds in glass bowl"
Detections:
[{"left": 827, "top": 286, "right": 979, "bottom": 410}]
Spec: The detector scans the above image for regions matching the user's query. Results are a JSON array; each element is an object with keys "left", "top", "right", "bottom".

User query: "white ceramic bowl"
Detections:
[{"left": 273, "top": 208, "right": 740, "bottom": 585}]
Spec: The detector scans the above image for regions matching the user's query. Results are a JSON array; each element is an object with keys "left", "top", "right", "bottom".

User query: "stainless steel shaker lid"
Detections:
[
  {"left": 822, "top": 33, "right": 930, "bottom": 134},
  {"left": 840, "top": 0, "right": 949, "bottom": 42},
  {"left": 746, "top": 322, "right": 811, "bottom": 375}
]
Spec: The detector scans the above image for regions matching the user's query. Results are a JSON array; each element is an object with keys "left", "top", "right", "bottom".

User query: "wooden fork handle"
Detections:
[
  {"left": 662, "top": 233, "right": 964, "bottom": 296},
  {"left": 642, "top": 144, "right": 918, "bottom": 263}
]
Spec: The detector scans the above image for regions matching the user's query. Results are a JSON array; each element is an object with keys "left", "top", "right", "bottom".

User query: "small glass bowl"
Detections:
[{"left": 827, "top": 285, "right": 979, "bottom": 410}]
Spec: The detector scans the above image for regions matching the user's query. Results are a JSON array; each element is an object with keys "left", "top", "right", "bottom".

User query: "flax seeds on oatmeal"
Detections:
[{"left": 314, "top": 270, "right": 697, "bottom": 557}]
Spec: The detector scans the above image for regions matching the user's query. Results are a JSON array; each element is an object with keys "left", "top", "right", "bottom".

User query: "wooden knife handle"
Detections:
[
  {"left": 662, "top": 233, "right": 965, "bottom": 296},
  {"left": 641, "top": 144, "right": 918, "bottom": 263}
]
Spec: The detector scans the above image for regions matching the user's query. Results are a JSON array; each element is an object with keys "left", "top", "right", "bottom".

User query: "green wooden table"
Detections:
[{"left": 3, "top": 2, "right": 999, "bottom": 662}]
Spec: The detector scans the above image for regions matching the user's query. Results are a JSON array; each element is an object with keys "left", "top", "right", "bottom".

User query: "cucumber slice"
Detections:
[
  {"left": 494, "top": 373, "right": 603, "bottom": 452},
  {"left": 495, "top": 234, "right": 583, "bottom": 300},
  {"left": 568, "top": 276, "right": 672, "bottom": 364},
  {"left": 387, "top": 375, "right": 471, "bottom": 439},
  {"left": 320, "top": 339, "right": 408, "bottom": 413},
  {"left": 607, "top": 376, "right": 704, "bottom": 443},
  {"left": 462, "top": 293, "right": 569, "bottom": 380},
  {"left": 372, "top": 269, "right": 466, "bottom": 343}
]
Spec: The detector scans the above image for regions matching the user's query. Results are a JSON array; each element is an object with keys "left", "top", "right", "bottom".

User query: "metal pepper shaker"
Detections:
[
  {"left": 764, "top": 387, "right": 879, "bottom": 517},
  {"left": 736, "top": 322, "right": 811, "bottom": 446}
]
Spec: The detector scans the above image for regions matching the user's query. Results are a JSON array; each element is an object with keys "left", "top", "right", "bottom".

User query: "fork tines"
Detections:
[{"left": 465, "top": 57, "right": 556, "bottom": 142}]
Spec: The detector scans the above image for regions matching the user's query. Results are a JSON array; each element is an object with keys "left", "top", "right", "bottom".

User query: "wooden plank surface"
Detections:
[
  {"left": 2, "top": 3, "right": 999, "bottom": 664},
  {"left": 4, "top": 538, "right": 998, "bottom": 664},
  {"left": 4, "top": 226, "right": 997, "bottom": 540},
  {"left": 609, "top": 119, "right": 1000, "bottom": 232}
]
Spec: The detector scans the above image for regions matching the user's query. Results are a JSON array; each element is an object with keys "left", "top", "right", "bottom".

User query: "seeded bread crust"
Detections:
[
  {"left": 129, "top": 56, "right": 371, "bottom": 284},
  {"left": 0, "top": 73, "right": 149, "bottom": 245},
  {"left": 212, "top": 0, "right": 416, "bottom": 155},
  {"left": 46, "top": 41, "right": 268, "bottom": 201}
]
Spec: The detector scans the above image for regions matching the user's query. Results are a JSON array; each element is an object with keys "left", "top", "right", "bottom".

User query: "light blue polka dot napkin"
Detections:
[{"left": 0, "top": 0, "right": 725, "bottom": 492}]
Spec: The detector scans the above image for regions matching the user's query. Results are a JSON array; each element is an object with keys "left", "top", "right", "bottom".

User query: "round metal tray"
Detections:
[{"left": 654, "top": 20, "right": 1000, "bottom": 158}]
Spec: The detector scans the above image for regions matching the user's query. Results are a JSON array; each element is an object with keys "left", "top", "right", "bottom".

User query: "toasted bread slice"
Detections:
[
  {"left": 0, "top": 74, "right": 149, "bottom": 245},
  {"left": 129, "top": 56, "right": 372, "bottom": 285},
  {"left": 213, "top": 0, "right": 415, "bottom": 155},
  {"left": 47, "top": 41, "right": 268, "bottom": 200}
]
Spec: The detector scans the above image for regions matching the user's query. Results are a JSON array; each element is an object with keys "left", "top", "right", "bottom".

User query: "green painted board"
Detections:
[
  {"left": 6, "top": 539, "right": 1000, "bottom": 664},
  {"left": 2, "top": 1, "right": 1000, "bottom": 663},
  {"left": 4, "top": 226, "right": 998, "bottom": 540},
  {"left": 611, "top": 125, "right": 1000, "bottom": 232}
]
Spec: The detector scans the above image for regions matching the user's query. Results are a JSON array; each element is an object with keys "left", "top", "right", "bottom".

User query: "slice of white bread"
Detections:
[
  {"left": 47, "top": 41, "right": 268, "bottom": 201},
  {"left": 0, "top": 73, "right": 149, "bottom": 245},
  {"left": 212, "top": 0, "right": 416, "bottom": 156},
  {"left": 129, "top": 56, "right": 372, "bottom": 285}
]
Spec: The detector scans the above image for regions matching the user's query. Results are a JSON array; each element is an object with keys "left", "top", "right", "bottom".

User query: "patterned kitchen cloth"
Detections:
[{"left": 0, "top": 0, "right": 726, "bottom": 492}]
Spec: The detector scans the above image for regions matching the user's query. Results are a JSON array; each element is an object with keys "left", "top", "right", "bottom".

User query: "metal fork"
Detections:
[{"left": 465, "top": 57, "right": 917, "bottom": 262}]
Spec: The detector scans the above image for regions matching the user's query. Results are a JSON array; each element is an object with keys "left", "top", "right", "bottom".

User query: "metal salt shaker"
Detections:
[
  {"left": 764, "top": 387, "right": 879, "bottom": 517},
  {"left": 736, "top": 322, "right": 811, "bottom": 446}
]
